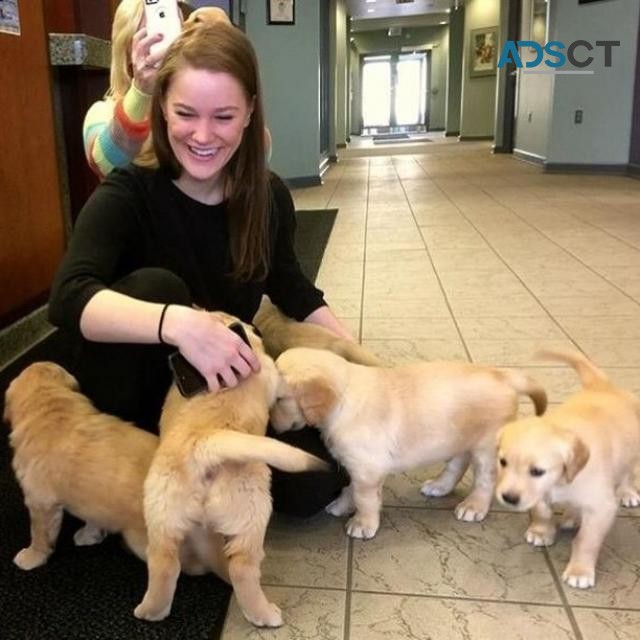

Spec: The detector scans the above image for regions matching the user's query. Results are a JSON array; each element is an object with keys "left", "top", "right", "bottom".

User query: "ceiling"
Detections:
[{"left": 345, "top": 0, "right": 459, "bottom": 32}]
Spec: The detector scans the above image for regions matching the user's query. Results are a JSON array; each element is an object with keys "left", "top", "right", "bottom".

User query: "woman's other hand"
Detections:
[
  {"left": 130, "top": 28, "right": 164, "bottom": 95},
  {"left": 162, "top": 306, "right": 260, "bottom": 393}
]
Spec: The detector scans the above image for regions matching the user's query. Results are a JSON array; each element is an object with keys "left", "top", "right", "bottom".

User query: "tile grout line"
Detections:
[
  {"left": 542, "top": 548, "right": 585, "bottom": 640},
  {"left": 357, "top": 158, "right": 371, "bottom": 343},
  {"left": 343, "top": 537, "right": 354, "bottom": 640},
  {"left": 396, "top": 154, "right": 474, "bottom": 363}
]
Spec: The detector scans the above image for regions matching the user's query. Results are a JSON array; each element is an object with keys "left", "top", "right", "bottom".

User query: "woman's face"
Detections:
[{"left": 163, "top": 66, "right": 252, "bottom": 185}]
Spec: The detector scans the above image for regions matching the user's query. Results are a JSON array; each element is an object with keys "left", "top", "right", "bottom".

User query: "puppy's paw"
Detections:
[
  {"left": 420, "top": 479, "right": 453, "bottom": 498},
  {"left": 454, "top": 497, "right": 489, "bottom": 522},
  {"left": 618, "top": 488, "right": 640, "bottom": 508},
  {"left": 562, "top": 563, "right": 595, "bottom": 589},
  {"left": 13, "top": 547, "right": 49, "bottom": 570},
  {"left": 74, "top": 524, "right": 107, "bottom": 546},
  {"left": 325, "top": 494, "right": 354, "bottom": 517},
  {"left": 133, "top": 599, "right": 172, "bottom": 622},
  {"left": 525, "top": 525, "right": 556, "bottom": 547},
  {"left": 345, "top": 516, "right": 379, "bottom": 539},
  {"left": 245, "top": 602, "right": 283, "bottom": 628}
]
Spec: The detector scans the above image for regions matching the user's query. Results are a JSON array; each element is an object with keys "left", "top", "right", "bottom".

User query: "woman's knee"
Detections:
[{"left": 112, "top": 268, "right": 192, "bottom": 306}]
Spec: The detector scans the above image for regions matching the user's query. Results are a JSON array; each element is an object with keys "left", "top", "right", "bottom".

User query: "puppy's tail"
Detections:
[
  {"left": 535, "top": 349, "right": 609, "bottom": 390},
  {"left": 192, "top": 431, "right": 330, "bottom": 473},
  {"left": 499, "top": 369, "right": 548, "bottom": 416}
]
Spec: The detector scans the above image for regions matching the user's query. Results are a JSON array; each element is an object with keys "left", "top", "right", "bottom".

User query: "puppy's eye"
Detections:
[
  {"left": 530, "top": 467, "right": 546, "bottom": 477},
  {"left": 499, "top": 458, "right": 507, "bottom": 467}
]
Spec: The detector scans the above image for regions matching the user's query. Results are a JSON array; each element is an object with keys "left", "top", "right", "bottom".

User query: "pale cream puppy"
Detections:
[
  {"left": 270, "top": 347, "right": 546, "bottom": 539},
  {"left": 134, "top": 318, "right": 328, "bottom": 627},
  {"left": 3, "top": 361, "right": 227, "bottom": 578},
  {"left": 496, "top": 349, "right": 640, "bottom": 589},
  {"left": 253, "top": 296, "right": 383, "bottom": 366}
]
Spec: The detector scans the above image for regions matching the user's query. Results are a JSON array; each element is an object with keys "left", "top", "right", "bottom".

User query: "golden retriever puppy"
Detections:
[
  {"left": 253, "top": 296, "right": 383, "bottom": 366},
  {"left": 495, "top": 349, "right": 640, "bottom": 589},
  {"left": 270, "top": 347, "right": 546, "bottom": 539},
  {"left": 134, "top": 319, "right": 328, "bottom": 627},
  {"left": 3, "top": 361, "right": 228, "bottom": 577}
]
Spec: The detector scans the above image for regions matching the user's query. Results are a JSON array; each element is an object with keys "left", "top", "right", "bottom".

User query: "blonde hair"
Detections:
[{"left": 108, "top": 0, "right": 144, "bottom": 99}]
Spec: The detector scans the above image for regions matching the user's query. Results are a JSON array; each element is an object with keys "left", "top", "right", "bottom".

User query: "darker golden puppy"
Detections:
[
  {"left": 3, "top": 361, "right": 227, "bottom": 578},
  {"left": 496, "top": 349, "right": 640, "bottom": 589},
  {"left": 134, "top": 317, "right": 328, "bottom": 627},
  {"left": 253, "top": 296, "right": 383, "bottom": 366}
]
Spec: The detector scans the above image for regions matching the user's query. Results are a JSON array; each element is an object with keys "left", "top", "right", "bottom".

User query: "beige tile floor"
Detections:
[{"left": 220, "top": 140, "right": 640, "bottom": 639}]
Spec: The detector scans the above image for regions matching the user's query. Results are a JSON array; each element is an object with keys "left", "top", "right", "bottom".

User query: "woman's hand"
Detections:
[
  {"left": 130, "top": 28, "right": 165, "bottom": 95},
  {"left": 162, "top": 306, "right": 260, "bottom": 393},
  {"left": 304, "top": 306, "right": 356, "bottom": 342}
]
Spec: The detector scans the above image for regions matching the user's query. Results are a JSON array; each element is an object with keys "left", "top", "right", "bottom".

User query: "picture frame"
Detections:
[
  {"left": 267, "top": 0, "right": 295, "bottom": 25},
  {"left": 469, "top": 26, "right": 498, "bottom": 78}
]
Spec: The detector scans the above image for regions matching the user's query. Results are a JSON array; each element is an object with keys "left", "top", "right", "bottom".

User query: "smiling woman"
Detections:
[{"left": 47, "top": 21, "right": 352, "bottom": 517}]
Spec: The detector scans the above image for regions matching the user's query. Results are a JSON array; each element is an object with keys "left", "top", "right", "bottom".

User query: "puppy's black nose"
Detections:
[{"left": 501, "top": 492, "right": 520, "bottom": 506}]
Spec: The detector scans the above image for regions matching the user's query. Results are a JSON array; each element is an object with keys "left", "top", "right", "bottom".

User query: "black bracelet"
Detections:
[{"left": 158, "top": 304, "right": 171, "bottom": 345}]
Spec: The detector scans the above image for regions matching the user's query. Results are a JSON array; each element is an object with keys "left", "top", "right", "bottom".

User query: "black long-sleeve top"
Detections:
[{"left": 48, "top": 166, "right": 326, "bottom": 329}]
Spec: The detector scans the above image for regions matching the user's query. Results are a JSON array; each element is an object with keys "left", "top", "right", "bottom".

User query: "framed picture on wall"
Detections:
[
  {"left": 267, "top": 0, "right": 295, "bottom": 25},
  {"left": 469, "top": 26, "right": 498, "bottom": 78}
]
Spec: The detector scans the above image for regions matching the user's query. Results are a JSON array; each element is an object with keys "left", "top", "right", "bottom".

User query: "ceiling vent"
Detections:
[
  {"left": 388, "top": 26, "right": 402, "bottom": 37},
  {"left": 396, "top": 0, "right": 415, "bottom": 4}
]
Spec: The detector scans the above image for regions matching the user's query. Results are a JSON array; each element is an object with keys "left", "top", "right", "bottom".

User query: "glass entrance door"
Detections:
[
  {"left": 361, "top": 52, "right": 428, "bottom": 133},
  {"left": 361, "top": 56, "right": 392, "bottom": 128}
]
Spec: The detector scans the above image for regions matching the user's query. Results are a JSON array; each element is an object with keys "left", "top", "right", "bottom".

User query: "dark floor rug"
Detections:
[
  {"left": 294, "top": 208, "right": 338, "bottom": 283},
  {"left": 0, "top": 207, "right": 337, "bottom": 639}
]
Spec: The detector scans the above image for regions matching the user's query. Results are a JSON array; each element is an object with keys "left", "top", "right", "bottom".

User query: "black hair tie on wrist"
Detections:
[{"left": 158, "top": 304, "right": 171, "bottom": 345}]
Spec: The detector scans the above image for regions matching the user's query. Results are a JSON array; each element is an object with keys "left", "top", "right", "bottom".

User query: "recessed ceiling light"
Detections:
[
  {"left": 367, "top": 8, "right": 375, "bottom": 12},
  {"left": 440, "top": 21, "right": 447, "bottom": 24},
  {"left": 446, "top": 8, "right": 451, "bottom": 12},
  {"left": 366, "top": 0, "right": 376, "bottom": 3}
]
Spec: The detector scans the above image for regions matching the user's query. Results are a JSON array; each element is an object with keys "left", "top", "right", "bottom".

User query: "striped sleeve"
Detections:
[{"left": 82, "top": 84, "right": 152, "bottom": 179}]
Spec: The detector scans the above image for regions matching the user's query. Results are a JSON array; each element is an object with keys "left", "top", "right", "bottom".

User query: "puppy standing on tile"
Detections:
[
  {"left": 496, "top": 350, "right": 640, "bottom": 589},
  {"left": 134, "top": 319, "right": 328, "bottom": 627},
  {"left": 270, "top": 347, "right": 547, "bottom": 539}
]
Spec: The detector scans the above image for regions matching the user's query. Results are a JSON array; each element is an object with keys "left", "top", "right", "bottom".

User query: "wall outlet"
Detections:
[{"left": 574, "top": 109, "right": 583, "bottom": 124}]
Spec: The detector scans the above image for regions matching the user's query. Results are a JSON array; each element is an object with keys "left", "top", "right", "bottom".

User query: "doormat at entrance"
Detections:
[
  {"left": 372, "top": 133, "right": 410, "bottom": 141},
  {"left": 373, "top": 136, "right": 433, "bottom": 145}
]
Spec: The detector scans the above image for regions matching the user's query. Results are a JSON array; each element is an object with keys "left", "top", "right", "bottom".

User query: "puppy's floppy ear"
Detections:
[
  {"left": 562, "top": 433, "right": 590, "bottom": 482},
  {"left": 292, "top": 376, "right": 338, "bottom": 426}
]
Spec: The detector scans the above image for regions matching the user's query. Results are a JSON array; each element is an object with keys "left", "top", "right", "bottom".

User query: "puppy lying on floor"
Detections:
[
  {"left": 134, "top": 317, "right": 328, "bottom": 627},
  {"left": 253, "top": 296, "right": 383, "bottom": 366},
  {"left": 270, "top": 347, "right": 546, "bottom": 539},
  {"left": 496, "top": 349, "right": 640, "bottom": 589},
  {"left": 3, "top": 361, "right": 228, "bottom": 578}
]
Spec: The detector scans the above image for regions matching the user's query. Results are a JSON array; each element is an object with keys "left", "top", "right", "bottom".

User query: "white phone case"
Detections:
[{"left": 144, "top": 0, "right": 182, "bottom": 58}]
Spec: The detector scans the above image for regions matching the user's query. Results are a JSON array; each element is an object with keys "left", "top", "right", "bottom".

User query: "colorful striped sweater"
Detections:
[{"left": 83, "top": 83, "right": 152, "bottom": 179}]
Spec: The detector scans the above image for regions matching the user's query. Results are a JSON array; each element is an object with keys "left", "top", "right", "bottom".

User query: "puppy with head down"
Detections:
[
  {"left": 134, "top": 317, "right": 328, "bottom": 627},
  {"left": 270, "top": 347, "right": 546, "bottom": 539},
  {"left": 253, "top": 296, "right": 383, "bottom": 366},
  {"left": 3, "top": 361, "right": 227, "bottom": 576},
  {"left": 496, "top": 349, "right": 640, "bottom": 589}
]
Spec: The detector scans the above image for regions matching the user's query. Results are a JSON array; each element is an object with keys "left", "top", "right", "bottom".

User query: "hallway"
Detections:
[{"left": 222, "top": 141, "right": 640, "bottom": 639}]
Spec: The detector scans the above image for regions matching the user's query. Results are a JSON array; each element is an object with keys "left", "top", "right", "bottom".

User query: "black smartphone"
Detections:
[{"left": 168, "top": 321, "right": 253, "bottom": 398}]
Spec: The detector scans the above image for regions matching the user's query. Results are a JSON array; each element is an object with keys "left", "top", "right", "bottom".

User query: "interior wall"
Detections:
[
  {"left": 460, "top": 0, "right": 500, "bottom": 138},
  {"left": 446, "top": 6, "right": 464, "bottom": 135},
  {"left": 546, "top": 0, "right": 640, "bottom": 166},
  {"left": 0, "top": 3, "right": 66, "bottom": 327},
  {"left": 335, "top": 0, "right": 348, "bottom": 146},
  {"left": 512, "top": 0, "right": 552, "bottom": 159},
  {"left": 246, "top": 0, "right": 321, "bottom": 181}
]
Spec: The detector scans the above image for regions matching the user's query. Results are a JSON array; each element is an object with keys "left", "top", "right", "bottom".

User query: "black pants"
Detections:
[{"left": 66, "top": 268, "right": 348, "bottom": 517}]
